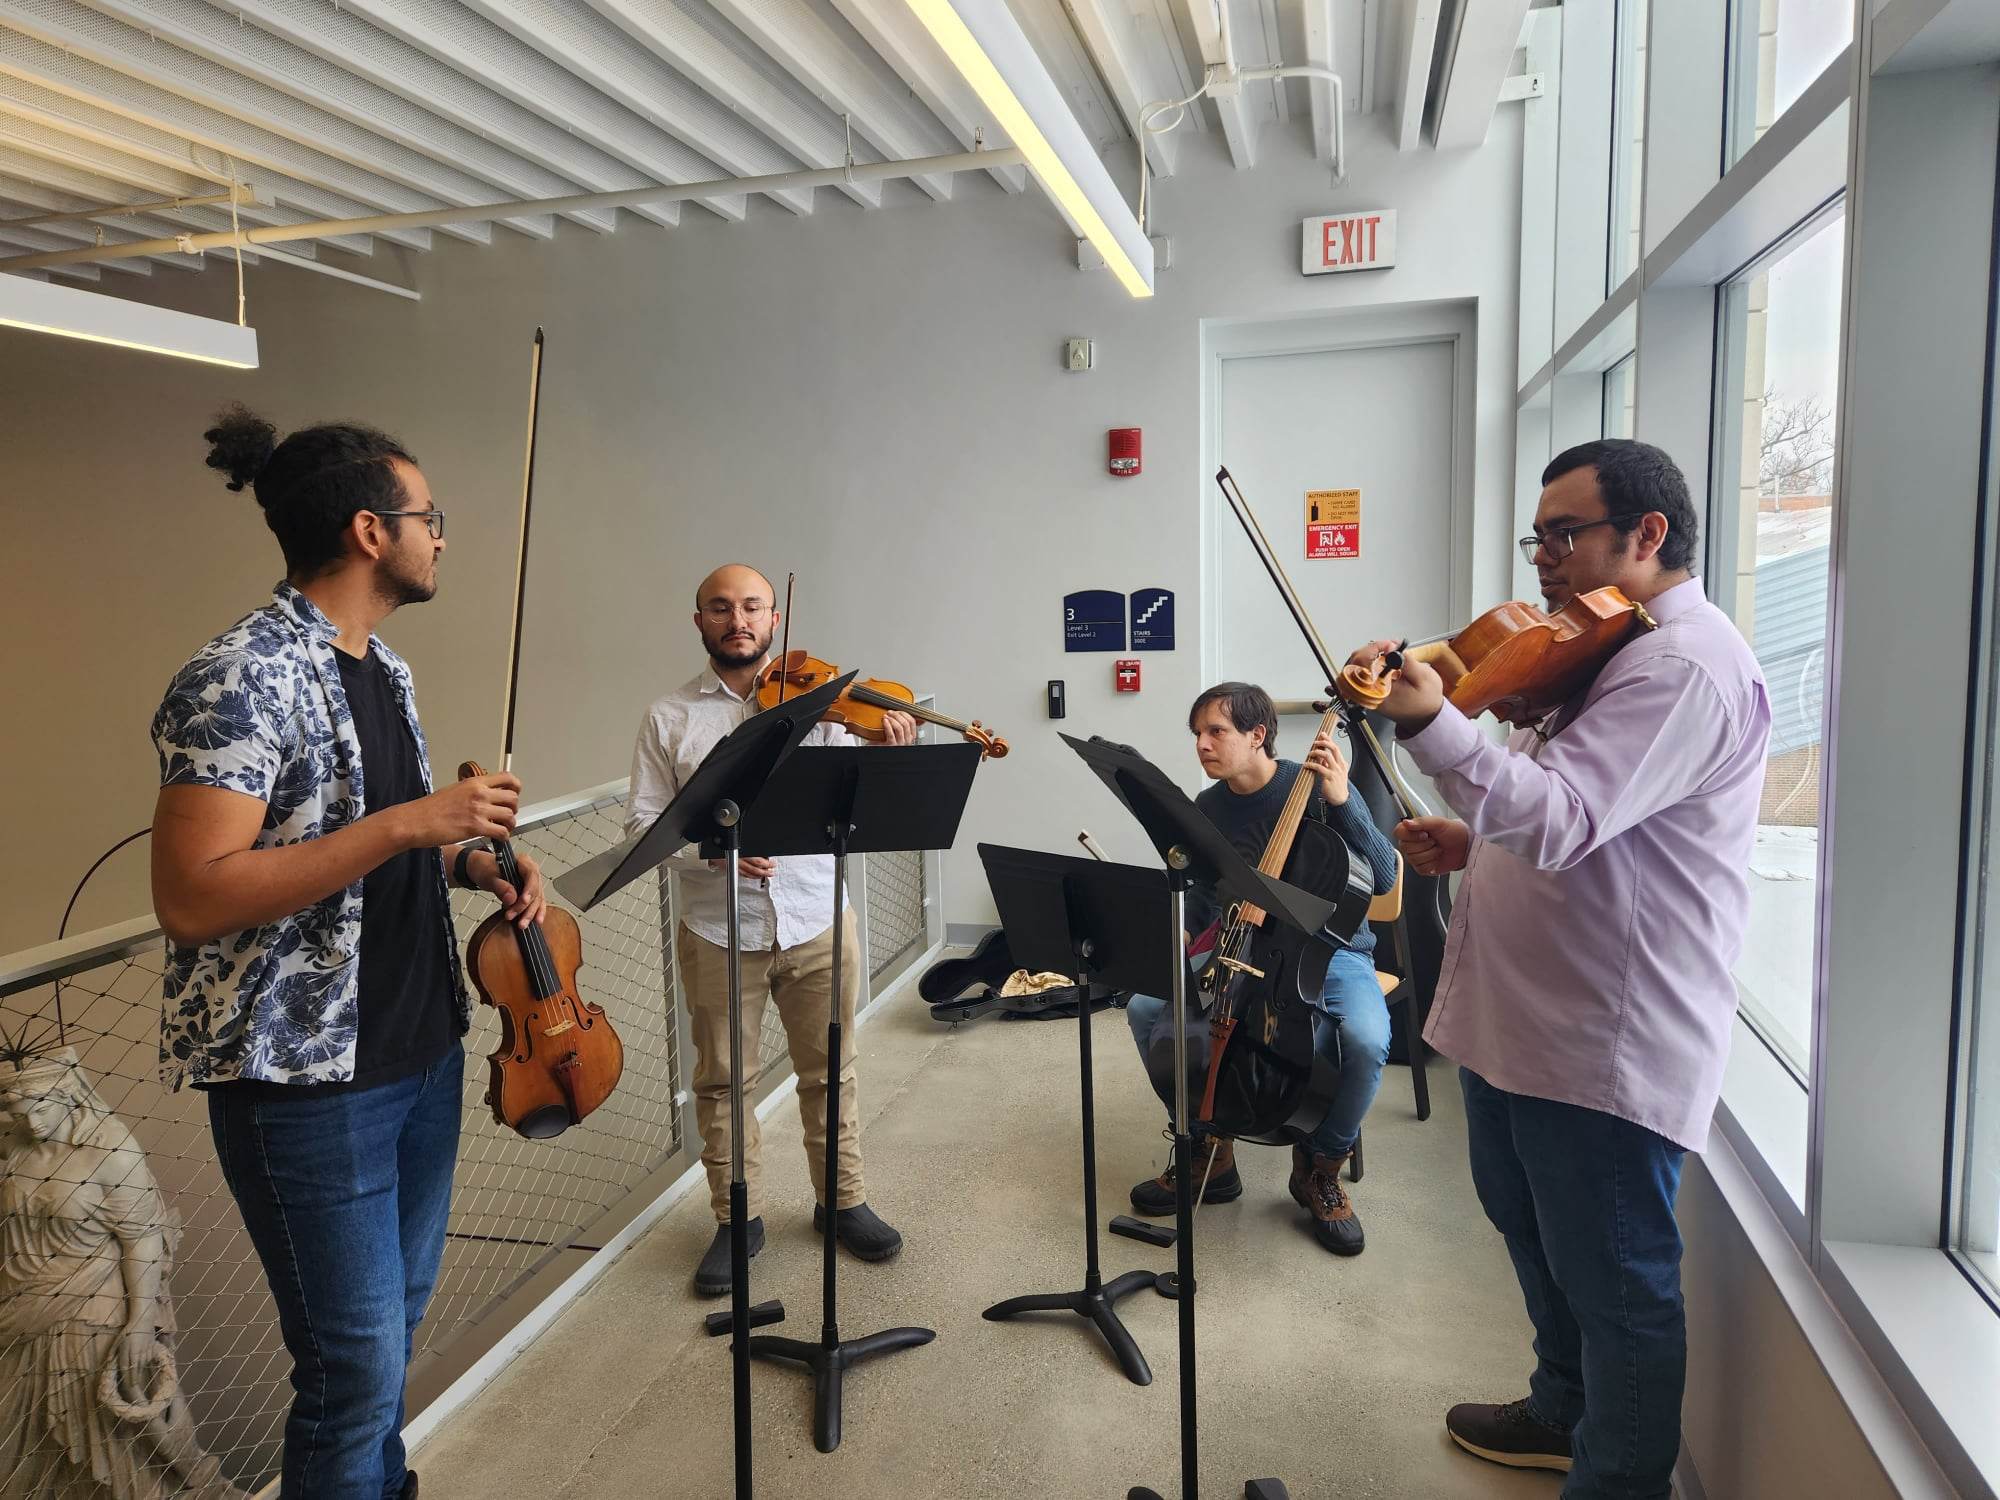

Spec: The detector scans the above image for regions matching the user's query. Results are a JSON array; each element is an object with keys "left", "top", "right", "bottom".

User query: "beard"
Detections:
[
  {"left": 703, "top": 619, "right": 773, "bottom": 669},
  {"left": 378, "top": 551, "right": 436, "bottom": 608}
]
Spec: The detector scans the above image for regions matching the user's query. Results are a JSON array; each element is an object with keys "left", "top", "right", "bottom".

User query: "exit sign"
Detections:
[{"left": 1302, "top": 210, "right": 1396, "bottom": 276}]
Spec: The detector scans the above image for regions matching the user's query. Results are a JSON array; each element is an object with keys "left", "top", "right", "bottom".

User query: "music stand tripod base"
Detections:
[{"left": 1130, "top": 1485, "right": 1291, "bottom": 1500}]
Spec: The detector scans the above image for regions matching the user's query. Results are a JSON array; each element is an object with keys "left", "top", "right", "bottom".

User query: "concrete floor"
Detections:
[{"left": 412, "top": 992, "right": 1561, "bottom": 1500}]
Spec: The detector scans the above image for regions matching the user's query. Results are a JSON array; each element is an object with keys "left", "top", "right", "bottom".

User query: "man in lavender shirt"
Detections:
[{"left": 1349, "top": 440, "right": 1771, "bottom": 1499}]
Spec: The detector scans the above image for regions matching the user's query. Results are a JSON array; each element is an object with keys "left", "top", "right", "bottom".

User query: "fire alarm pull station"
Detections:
[
  {"left": 1114, "top": 659, "right": 1141, "bottom": 693},
  {"left": 1109, "top": 428, "right": 1141, "bottom": 477}
]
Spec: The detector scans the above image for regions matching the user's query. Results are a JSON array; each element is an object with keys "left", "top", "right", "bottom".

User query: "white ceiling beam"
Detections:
[
  {"left": 71, "top": 0, "right": 618, "bottom": 233},
  {"left": 1430, "top": 0, "right": 1530, "bottom": 149},
  {"left": 1300, "top": 0, "right": 1335, "bottom": 162},
  {"left": 8, "top": 257, "right": 99, "bottom": 279},
  {"left": 1393, "top": 0, "right": 1440, "bottom": 150},
  {"left": 0, "top": 4, "right": 547, "bottom": 239},
  {"left": 0, "top": 218, "right": 150, "bottom": 271},
  {"left": 678, "top": 0, "right": 948, "bottom": 200},
  {"left": 821, "top": 0, "right": 1025, "bottom": 191},
  {"left": 198, "top": 0, "right": 676, "bottom": 228},
  {"left": 1066, "top": 0, "right": 1184, "bottom": 177},
  {"left": 1180, "top": 0, "right": 1257, "bottom": 167},
  {"left": 0, "top": 96, "right": 423, "bottom": 250},
  {"left": 577, "top": 0, "right": 881, "bottom": 208},
  {"left": 0, "top": 140, "right": 378, "bottom": 255},
  {"left": 328, "top": 0, "right": 730, "bottom": 224},
  {"left": 451, "top": 0, "right": 823, "bottom": 218},
  {"left": 0, "top": 178, "right": 214, "bottom": 267}
]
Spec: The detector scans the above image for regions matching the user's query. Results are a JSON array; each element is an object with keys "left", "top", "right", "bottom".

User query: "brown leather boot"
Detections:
[
  {"left": 1289, "top": 1143, "right": 1364, "bottom": 1255},
  {"left": 1130, "top": 1135, "right": 1241, "bottom": 1216}
]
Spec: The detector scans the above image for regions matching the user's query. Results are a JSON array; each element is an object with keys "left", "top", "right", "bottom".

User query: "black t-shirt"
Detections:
[{"left": 334, "top": 644, "right": 457, "bottom": 1087}]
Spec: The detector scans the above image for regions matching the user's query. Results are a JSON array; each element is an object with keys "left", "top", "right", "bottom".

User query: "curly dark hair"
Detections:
[
  {"left": 1188, "top": 682, "right": 1279, "bottom": 758},
  {"left": 204, "top": 404, "right": 417, "bottom": 579},
  {"left": 1542, "top": 439, "right": 1699, "bottom": 573}
]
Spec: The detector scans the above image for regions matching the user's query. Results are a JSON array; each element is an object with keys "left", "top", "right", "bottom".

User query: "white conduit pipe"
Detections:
[{"left": 0, "top": 147, "right": 1029, "bottom": 275}]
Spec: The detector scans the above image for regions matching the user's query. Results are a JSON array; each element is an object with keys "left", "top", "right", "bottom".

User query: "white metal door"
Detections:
[{"left": 1213, "top": 337, "right": 1458, "bottom": 702}]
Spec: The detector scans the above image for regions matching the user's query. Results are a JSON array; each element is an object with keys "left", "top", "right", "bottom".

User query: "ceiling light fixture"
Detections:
[
  {"left": 0, "top": 273, "right": 258, "bottom": 368},
  {"left": 904, "top": 0, "right": 1155, "bottom": 298}
]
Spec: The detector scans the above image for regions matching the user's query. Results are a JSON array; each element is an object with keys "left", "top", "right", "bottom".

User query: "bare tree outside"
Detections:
[{"left": 1759, "top": 389, "right": 1837, "bottom": 497}]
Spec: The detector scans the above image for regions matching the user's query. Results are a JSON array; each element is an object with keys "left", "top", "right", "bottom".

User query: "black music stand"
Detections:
[
  {"left": 553, "top": 670, "right": 853, "bottom": 1500},
  {"left": 975, "top": 843, "right": 1178, "bottom": 1385},
  {"left": 730, "top": 740, "right": 982, "bottom": 1453},
  {"left": 1063, "top": 735, "right": 1352, "bottom": 1500}
]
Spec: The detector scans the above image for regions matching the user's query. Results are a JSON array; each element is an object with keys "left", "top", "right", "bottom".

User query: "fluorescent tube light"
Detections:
[
  {"left": 904, "top": 0, "right": 1155, "bottom": 298},
  {"left": 0, "top": 273, "right": 259, "bottom": 367}
]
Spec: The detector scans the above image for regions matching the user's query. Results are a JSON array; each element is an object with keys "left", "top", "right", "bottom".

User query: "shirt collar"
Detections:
[
  {"left": 274, "top": 580, "right": 340, "bottom": 644},
  {"left": 698, "top": 663, "right": 753, "bottom": 703},
  {"left": 1641, "top": 575, "right": 1706, "bottom": 628}
]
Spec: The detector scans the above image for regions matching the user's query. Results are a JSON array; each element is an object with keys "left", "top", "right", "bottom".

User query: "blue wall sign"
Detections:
[
  {"left": 1130, "top": 588, "right": 1176, "bottom": 651},
  {"left": 1064, "top": 589, "right": 1126, "bottom": 652}
]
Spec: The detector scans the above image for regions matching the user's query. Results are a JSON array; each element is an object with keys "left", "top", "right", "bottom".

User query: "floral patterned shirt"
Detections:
[{"left": 151, "top": 582, "right": 468, "bottom": 1090}]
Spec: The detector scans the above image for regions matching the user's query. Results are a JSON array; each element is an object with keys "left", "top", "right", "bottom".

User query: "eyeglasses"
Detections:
[
  {"left": 366, "top": 507, "right": 445, "bottom": 540},
  {"left": 701, "top": 601, "right": 772, "bottom": 623},
  {"left": 1517, "top": 512, "right": 1651, "bottom": 565}
]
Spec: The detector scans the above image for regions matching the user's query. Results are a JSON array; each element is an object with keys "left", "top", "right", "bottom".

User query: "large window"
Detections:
[
  {"left": 1609, "top": 0, "right": 1648, "bottom": 288},
  {"left": 1710, "top": 210, "right": 1845, "bottom": 1079},
  {"left": 1602, "top": 354, "right": 1635, "bottom": 439},
  {"left": 1726, "top": 0, "right": 1853, "bottom": 165}
]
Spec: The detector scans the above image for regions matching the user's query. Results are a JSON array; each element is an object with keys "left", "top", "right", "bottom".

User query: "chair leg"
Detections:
[
  {"left": 1404, "top": 990, "right": 1432, "bottom": 1123},
  {"left": 1348, "top": 1133, "right": 1363, "bottom": 1183}
]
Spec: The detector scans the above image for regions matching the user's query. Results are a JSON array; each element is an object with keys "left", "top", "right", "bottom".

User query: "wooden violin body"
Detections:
[
  {"left": 1339, "top": 587, "right": 1657, "bottom": 727},
  {"left": 460, "top": 761, "right": 624, "bottom": 1139},
  {"left": 756, "top": 649, "right": 1010, "bottom": 759}
]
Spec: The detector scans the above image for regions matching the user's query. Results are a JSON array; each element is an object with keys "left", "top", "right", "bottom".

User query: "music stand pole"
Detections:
[{"left": 718, "top": 802, "right": 756, "bottom": 1498}]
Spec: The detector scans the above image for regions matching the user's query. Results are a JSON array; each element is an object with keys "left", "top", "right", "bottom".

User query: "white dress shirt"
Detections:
[{"left": 626, "top": 664, "right": 852, "bottom": 951}]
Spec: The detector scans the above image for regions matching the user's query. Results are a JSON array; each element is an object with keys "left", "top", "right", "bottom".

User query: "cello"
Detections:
[{"left": 459, "top": 328, "right": 623, "bottom": 1139}]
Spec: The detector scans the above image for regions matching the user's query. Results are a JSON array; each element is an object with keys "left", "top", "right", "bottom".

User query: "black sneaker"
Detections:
[
  {"left": 398, "top": 1473, "right": 418, "bottom": 1500},
  {"left": 1129, "top": 1136, "right": 1242, "bottom": 1216},
  {"left": 693, "top": 1217, "right": 764, "bottom": 1298},
  {"left": 1445, "top": 1397, "right": 1574, "bottom": 1472},
  {"left": 812, "top": 1202, "right": 904, "bottom": 1261}
]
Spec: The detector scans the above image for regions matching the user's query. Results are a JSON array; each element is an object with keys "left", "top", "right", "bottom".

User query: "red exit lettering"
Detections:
[{"left": 1320, "top": 214, "right": 1384, "bottom": 268}]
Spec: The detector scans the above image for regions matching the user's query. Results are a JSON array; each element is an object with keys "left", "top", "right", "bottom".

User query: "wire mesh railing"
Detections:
[{"left": 1, "top": 770, "right": 936, "bottom": 1498}]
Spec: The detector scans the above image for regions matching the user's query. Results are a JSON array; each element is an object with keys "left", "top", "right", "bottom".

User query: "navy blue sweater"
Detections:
[{"left": 1188, "top": 758, "right": 1400, "bottom": 957}]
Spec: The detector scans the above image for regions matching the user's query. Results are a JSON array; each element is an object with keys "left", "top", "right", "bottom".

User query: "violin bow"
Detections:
[
  {"left": 775, "top": 571, "right": 795, "bottom": 705},
  {"left": 1212, "top": 467, "right": 1433, "bottom": 823},
  {"left": 493, "top": 327, "right": 545, "bottom": 777}
]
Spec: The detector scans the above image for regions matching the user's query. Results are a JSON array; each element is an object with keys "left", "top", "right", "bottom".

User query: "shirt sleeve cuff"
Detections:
[{"left": 1398, "top": 701, "right": 1484, "bottom": 775}]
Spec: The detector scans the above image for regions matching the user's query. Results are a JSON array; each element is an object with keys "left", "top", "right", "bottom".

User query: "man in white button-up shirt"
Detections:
[{"left": 628, "top": 564, "right": 916, "bottom": 1296}]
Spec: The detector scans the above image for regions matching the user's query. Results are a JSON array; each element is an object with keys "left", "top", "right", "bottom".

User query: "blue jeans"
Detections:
[
  {"left": 1459, "top": 1067, "right": 1687, "bottom": 1500},
  {"left": 209, "top": 1046, "right": 464, "bottom": 1500},
  {"left": 1125, "top": 947, "right": 1389, "bottom": 1156}
]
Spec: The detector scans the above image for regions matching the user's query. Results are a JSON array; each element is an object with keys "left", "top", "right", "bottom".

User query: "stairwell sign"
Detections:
[
  {"left": 1303, "top": 210, "right": 1395, "bottom": 276},
  {"left": 1129, "top": 588, "right": 1175, "bottom": 651}
]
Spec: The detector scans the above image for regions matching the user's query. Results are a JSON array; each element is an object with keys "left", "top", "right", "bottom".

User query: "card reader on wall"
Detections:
[{"left": 1047, "top": 680, "right": 1066, "bottom": 720}]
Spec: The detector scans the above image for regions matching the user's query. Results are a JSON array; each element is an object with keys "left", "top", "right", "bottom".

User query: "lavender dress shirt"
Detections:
[{"left": 1399, "top": 578, "right": 1773, "bottom": 1151}]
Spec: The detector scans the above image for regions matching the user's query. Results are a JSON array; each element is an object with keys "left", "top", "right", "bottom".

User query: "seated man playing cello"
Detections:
[{"left": 1124, "top": 682, "right": 1398, "bottom": 1255}]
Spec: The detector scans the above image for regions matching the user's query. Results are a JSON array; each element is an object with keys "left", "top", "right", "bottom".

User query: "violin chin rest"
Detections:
[{"left": 512, "top": 1104, "right": 573, "bottom": 1140}]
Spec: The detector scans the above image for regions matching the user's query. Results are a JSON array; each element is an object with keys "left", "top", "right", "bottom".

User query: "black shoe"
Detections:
[
  {"left": 812, "top": 1202, "right": 904, "bottom": 1261},
  {"left": 1129, "top": 1137, "right": 1242, "bottom": 1216},
  {"left": 693, "top": 1217, "right": 764, "bottom": 1298},
  {"left": 397, "top": 1474, "right": 418, "bottom": 1500},
  {"left": 1445, "top": 1397, "right": 1574, "bottom": 1473}
]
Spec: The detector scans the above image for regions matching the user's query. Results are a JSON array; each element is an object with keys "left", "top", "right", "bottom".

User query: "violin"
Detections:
[
  {"left": 1336, "top": 588, "right": 1659, "bottom": 728},
  {"left": 1192, "top": 699, "right": 1375, "bottom": 1145},
  {"left": 462, "top": 329, "right": 623, "bottom": 1139},
  {"left": 756, "top": 649, "right": 1010, "bottom": 759}
]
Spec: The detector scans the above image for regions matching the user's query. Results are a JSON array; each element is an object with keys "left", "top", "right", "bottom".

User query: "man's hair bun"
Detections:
[{"left": 203, "top": 404, "right": 278, "bottom": 495}]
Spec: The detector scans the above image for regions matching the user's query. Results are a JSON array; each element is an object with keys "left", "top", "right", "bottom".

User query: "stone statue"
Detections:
[{"left": 1, "top": 1046, "right": 247, "bottom": 1499}]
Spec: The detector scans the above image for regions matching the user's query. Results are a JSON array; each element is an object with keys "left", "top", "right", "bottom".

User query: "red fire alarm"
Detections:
[
  {"left": 1115, "top": 658, "right": 1141, "bottom": 693},
  {"left": 1109, "top": 428, "right": 1142, "bottom": 477}
]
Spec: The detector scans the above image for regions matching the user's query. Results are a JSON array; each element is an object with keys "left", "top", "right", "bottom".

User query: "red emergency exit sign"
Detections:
[{"left": 1302, "top": 210, "right": 1397, "bottom": 276}]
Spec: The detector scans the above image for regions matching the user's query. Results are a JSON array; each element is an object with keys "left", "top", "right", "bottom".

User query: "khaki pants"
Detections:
[{"left": 678, "top": 912, "right": 864, "bottom": 1222}]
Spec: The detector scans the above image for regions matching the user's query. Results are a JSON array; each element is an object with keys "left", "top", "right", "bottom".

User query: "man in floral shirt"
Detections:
[{"left": 151, "top": 406, "right": 545, "bottom": 1500}]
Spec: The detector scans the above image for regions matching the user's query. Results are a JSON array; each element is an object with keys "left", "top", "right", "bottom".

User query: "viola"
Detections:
[
  {"left": 1191, "top": 699, "right": 1375, "bottom": 1146},
  {"left": 1335, "top": 588, "right": 1659, "bottom": 728},
  {"left": 756, "top": 649, "right": 1009, "bottom": 759},
  {"left": 460, "top": 759, "right": 623, "bottom": 1138},
  {"left": 462, "top": 328, "right": 623, "bottom": 1139}
]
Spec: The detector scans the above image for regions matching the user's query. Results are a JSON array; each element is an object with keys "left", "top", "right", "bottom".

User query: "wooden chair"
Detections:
[{"left": 1345, "top": 853, "right": 1431, "bottom": 1185}]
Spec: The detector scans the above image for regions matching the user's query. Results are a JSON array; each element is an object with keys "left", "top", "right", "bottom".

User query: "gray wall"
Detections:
[{"left": 0, "top": 112, "right": 1523, "bottom": 953}]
